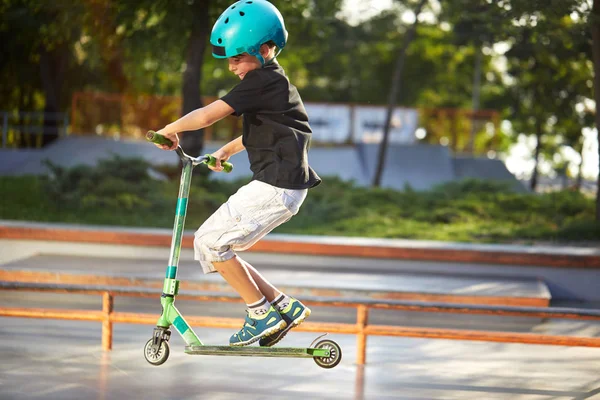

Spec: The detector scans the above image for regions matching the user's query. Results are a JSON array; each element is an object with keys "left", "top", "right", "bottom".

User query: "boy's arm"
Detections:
[
  {"left": 162, "top": 99, "right": 234, "bottom": 135},
  {"left": 209, "top": 136, "right": 245, "bottom": 172},
  {"left": 155, "top": 100, "right": 234, "bottom": 150},
  {"left": 219, "top": 135, "right": 245, "bottom": 156}
]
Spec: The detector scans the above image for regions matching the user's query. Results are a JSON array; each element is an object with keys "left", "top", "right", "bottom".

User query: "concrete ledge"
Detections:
[
  {"left": 1, "top": 220, "right": 599, "bottom": 268},
  {"left": 0, "top": 266, "right": 551, "bottom": 307}
]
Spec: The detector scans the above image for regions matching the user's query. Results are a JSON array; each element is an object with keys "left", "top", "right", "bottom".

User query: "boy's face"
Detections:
[{"left": 228, "top": 53, "right": 261, "bottom": 80}]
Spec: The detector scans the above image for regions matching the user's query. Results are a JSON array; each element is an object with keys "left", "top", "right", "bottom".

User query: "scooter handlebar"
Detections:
[{"left": 146, "top": 130, "right": 233, "bottom": 173}]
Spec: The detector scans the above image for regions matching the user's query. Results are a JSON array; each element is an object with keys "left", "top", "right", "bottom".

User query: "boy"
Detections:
[{"left": 153, "top": 0, "right": 320, "bottom": 347}]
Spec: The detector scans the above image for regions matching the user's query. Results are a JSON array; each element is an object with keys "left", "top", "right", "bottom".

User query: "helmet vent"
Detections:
[
  {"left": 218, "top": 38, "right": 222, "bottom": 44},
  {"left": 246, "top": 1, "right": 252, "bottom": 3},
  {"left": 224, "top": 17, "right": 229, "bottom": 24},
  {"left": 231, "top": 5, "right": 236, "bottom": 9},
  {"left": 239, "top": 11, "right": 245, "bottom": 16}
]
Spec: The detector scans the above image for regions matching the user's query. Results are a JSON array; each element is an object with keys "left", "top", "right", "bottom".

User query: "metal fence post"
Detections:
[
  {"left": 102, "top": 292, "right": 114, "bottom": 351},
  {"left": 356, "top": 305, "right": 369, "bottom": 365},
  {"left": 2, "top": 112, "right": 7, "bottom": 148}
]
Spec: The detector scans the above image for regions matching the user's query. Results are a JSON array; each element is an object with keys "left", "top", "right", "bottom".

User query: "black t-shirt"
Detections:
[{"left": 221, "top": 61, "right": 321, "bottom": 190}]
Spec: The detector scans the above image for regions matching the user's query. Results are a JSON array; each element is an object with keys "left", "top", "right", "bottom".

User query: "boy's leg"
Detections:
[
  {"left": 194, "top": 181, "right": 309, "bottom": 345},
  {"left": 238, "top": 257, "right": 280, "bottom": 302},
  {"left": 238, "top": 258, "right": 312, "bottom": 347},
  {"left": 213, "top": 256, "right": 286, "bottom": 346},
  {"left": 212, "top": 256, "right": 264, "bottom": 304}
]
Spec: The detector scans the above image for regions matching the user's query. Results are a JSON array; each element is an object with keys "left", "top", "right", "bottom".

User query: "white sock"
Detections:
[
  {"left": 272, "top": 293, "right": 291, "bottom": 311},
  {"left": 247, "top": 296, "right": 271, "bottom": 317}
]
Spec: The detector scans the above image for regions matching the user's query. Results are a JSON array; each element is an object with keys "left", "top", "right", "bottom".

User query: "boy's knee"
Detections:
[
  {"left": 194, "top": 225, "right": 227, "bottom": 252},
  {"left": 193, "top": 229, "right": 235, "bottom": 264},
  {"left": 193, "top": 231, "right": 218, "bottom": 258}
]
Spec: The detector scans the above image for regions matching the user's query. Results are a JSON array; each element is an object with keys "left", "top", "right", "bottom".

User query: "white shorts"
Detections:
[{"left": 193, "top": 180, "right": 307, "bottom": 274}]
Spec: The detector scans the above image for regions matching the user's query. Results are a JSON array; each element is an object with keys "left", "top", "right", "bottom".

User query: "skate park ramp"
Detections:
[
  {"left": 0, "top": 136, "right": 179, "bottom": 176},
  {"left": 295, "top": 146, "right": 370, "bottom": 186},
  {"left": 0, "top": 149, "right": 42, "bottom": 175},
  {"left": 452, "top": 156, "right": 529, "bottom": 192},
  {"left": 0, "top": 136, "right": 522, "bottom": 190},
  {"left": 357, "top": 143, "right": 456, "bottom": 191}
]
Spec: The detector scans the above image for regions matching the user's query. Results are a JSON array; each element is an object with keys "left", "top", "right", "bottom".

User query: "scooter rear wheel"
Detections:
[{"left": 313, "top": 339, "right": 342, "bottom": 369}]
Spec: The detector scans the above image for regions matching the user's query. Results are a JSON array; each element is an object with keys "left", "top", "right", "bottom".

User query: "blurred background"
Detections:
[{"left": 1, "top": 0, "right": 599, "bottom": 244}]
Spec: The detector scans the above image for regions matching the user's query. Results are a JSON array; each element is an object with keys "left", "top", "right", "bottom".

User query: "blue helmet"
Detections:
[{"left": 210, "top": 0, "right": 288, "bottom": 64}]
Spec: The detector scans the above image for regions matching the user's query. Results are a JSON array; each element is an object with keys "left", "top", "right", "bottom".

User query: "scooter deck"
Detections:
[{"left": 184, "top": 345, "right": 329, "bottom": 358}]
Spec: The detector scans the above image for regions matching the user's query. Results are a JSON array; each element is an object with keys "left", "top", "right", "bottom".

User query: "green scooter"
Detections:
[{"left": 143, "top": 131, "right": 342, "bottom": 369}]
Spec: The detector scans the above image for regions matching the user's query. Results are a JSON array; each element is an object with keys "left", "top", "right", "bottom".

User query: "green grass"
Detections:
[
  {"left": 0, "top": 157, "right": 598, "bottom": 244},
  {"left": 274, "top": 177, "right": 599, "bottom": 243}
]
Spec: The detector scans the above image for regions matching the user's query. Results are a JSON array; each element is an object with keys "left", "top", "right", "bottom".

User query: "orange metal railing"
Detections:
[{"left": 2, "top": 281, "right": 600, "bottom": 365}]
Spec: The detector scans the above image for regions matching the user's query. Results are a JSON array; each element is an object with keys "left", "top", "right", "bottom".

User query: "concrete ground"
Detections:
[
  {"left": 1, "top": 318, "right": 600, "bottom": 400},
  {"left": 1, "top": 238, "right": 600, "bottom": 399}
]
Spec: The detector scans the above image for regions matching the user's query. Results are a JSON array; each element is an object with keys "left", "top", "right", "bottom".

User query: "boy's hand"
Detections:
[
  {"left": 207, "top": 149, "right": 231, "bottom": 172},
  {"left": 155, "top": 129, "right": 179, "bottom": 151}
]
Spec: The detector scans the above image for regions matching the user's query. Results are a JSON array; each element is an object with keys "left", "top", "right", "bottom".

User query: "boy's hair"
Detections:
[{"left": 264, "top": 40, "right": 277, "bottom": 49}]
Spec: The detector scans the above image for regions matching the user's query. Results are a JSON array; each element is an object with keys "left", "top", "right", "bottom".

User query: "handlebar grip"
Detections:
[
  {"left": 146, "top": 130, "right": 173, "bottom": 147},
  {"left": 146, "top": 130, "right": 233, "bottom": 173},
  {"left": 203, "top": 154, "right": 233, "bottom": 173}
]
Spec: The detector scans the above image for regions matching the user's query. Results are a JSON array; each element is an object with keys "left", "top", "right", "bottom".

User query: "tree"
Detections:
[
  {"left": 373, "top": 0, "right": 428, "bottom": 187},
  {"left": 180, "top": 0, "right": 211, "bottom": 157},
  {"left": 592, "top": 0, "right": 600, "bottom": 219},
  {"left": 86, "top": 0, "right": 128, "bottom": 93},
  {"left": 440, "top": 0, "right": 509, "bottom": 153},
  {"left": 495, "top": 0, "right": 597, "bottom": 215},
  {"left": 0, "top": 1, "right": 89, "bottom": 146},
  {"left": 500, "top": 1, "right": 593, "bottom": 194},
  {"left": 0, "top": 1, "right": 43, "bottom": 146}
]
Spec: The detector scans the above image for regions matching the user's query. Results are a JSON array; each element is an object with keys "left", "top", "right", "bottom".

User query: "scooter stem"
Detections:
[
  {"left": 156, "top": 150, "right": 203, "bottom": 346},
  {"left": 166, "top": 149, "right": 193, "bottom": 279}
]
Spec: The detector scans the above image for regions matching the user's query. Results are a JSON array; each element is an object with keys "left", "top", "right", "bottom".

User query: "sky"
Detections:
[
  {"left": 338, "top": 0, "right": 396, "bottom": 24},
  {"left": 339, "top": 0, "right": 600, "bottom": 181}
]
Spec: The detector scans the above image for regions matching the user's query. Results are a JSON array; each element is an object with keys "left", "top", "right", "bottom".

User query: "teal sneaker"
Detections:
[
  {"left": 229, "top": 306, "right": 287, "bottom": 346},
  {"left": 259, "top": 298, "right": 311, "bottom": 347}
]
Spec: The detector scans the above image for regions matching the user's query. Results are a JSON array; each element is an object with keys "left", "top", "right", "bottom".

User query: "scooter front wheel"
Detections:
[{"left": 144, "top": 338, "right": 170, "bottom": 366}]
